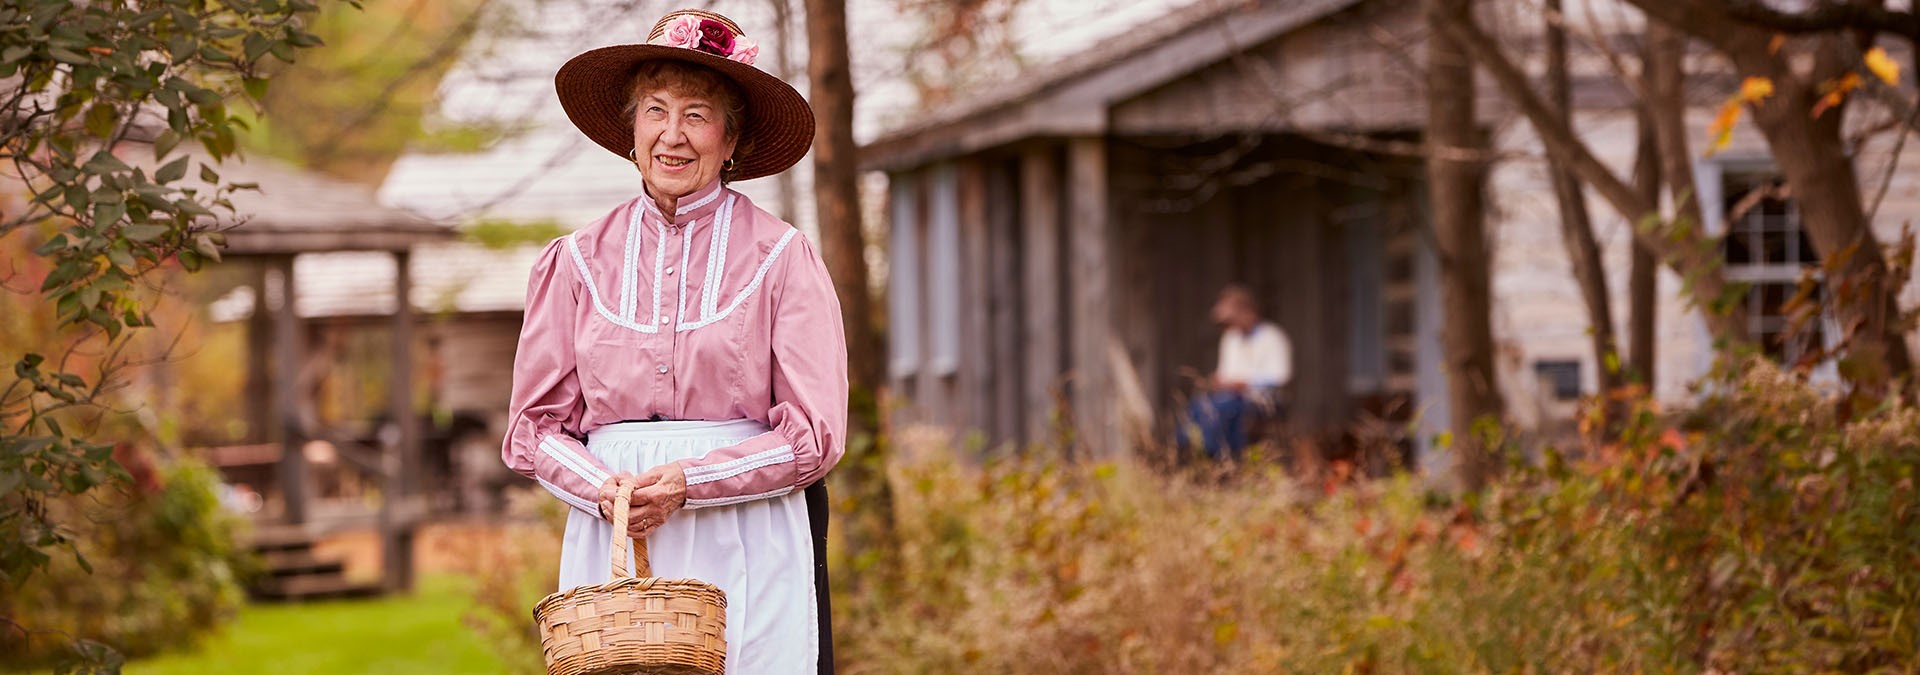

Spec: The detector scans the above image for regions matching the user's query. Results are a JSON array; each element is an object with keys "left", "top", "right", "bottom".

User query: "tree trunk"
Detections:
[
  {"left": 805, "top": 0, "right": 897, "bottom": 576},
  {"left": 1622, "top": 0, "right": 1912, "bottom": 396},
  {"left": 1433, "top": 11, "right": 1751, "bottom": 348},
  {"left": 770, "top": 0, "right": 802, "bottom": 223},
  {"left": 1545, "top": 0, "right": 1623, "bottom": 406},
  {"left": 1628, "top": 90, "right": 1660, "bottom": 389},
  {"left": 1425, "top": 0, "right": 1504, "bottom": 491},
  {"left": 1744, "top": 38, "right": 1913, "bottom": 394}
]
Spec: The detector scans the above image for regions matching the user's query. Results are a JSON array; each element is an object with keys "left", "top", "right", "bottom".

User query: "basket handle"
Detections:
[{"left": 607, "top": 479, "right": 653, "bottom": 579}]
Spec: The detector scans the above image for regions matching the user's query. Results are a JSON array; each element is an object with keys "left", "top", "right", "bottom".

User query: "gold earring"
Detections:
[{"left": 723, "top": 158, "right": 736, "bottom": 173}]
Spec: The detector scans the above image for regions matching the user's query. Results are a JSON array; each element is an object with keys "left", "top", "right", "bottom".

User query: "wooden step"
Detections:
[
  {"left": 247, "top": 526, "right": 318, "bottom": 554},
  {"left": 251, "top": 575, "right": 385, "bottom": 602},
  {"left": 260, "top": 550, "right": 347, "bottom": 578}
]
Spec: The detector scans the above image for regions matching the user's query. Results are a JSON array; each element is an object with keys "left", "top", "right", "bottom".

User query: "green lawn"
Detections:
[{"left": 127, "top": 575, "right": 503, "bottom": 675}]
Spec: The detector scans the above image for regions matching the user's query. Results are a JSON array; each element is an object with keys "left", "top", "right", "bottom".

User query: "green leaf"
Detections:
[
  {"left": 154, "top": 130, "right": 181, "bottom": 160},
  {"left": 244, "top": 33, "right": 271, "bottom": 62},
  {"left": 82, "top": 150, "right": 131, "bottom": 175},
  {"left": 155, "top": 155, "right": 189, "bottom": 183},
  {"left": 105, "top": 244, "right": 134, "bottom": 270},
  {"left": 92, "top": 201, "right": 124, "bottom": 227},
  {"left": 194, "top": 233, "right": 223, "bottom": 262},
  {"left": 47, "top": 46, "right": 88, "bottom": 65},
  {"left": 83, "top": 102, "right": 117, "bottom": 138},
  {"left": 198, "top": 163, "right": 219, "bottom": 183},
  {"left": 33, "top": 234, "right": 68, "bottom": 256},
  {"left": 243, "top": 76, "right": 268, "bottom": 100},
  {"left": 122, "top": 224, "right": 168, "bottom": 242}
]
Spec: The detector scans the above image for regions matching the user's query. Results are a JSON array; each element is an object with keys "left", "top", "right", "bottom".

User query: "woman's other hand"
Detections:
[
  {"left": 625, "top": 463, "right": 688, "bottom": 539},
  {"left": 597, "top": 472, "right": 644, "bottom": 521}
]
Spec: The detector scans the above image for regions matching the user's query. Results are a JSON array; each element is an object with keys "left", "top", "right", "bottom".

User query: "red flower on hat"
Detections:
[{"left": 697, "top": 19, "right": 735, "bottom": 57}]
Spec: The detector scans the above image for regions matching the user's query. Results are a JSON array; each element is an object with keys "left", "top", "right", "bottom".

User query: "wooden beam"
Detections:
[
  {"left": 246, "top": 262, "right": 273, "bottom": 444},
  {"left": 382, "top": 250, "right": 418, "bottom": 593},
  {"left": 958, "top": 159, "right": 995, "bottom": 446},
  {"left": 986, "top": 160, "right": 1025, "bottom": 447},
  {"left": 1067, "top": 137, "right": 1117, "bottom": 459},
  {"left": 1019, "top": 146, "right": 1063, "bottom": 449},
  {"left": 271, "top": 255, "right": 307, "bottom": 525}
]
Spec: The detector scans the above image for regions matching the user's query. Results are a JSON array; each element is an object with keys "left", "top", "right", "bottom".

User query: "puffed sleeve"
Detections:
[
  {"left": 502, "top": 235, "right": 618, "bottom": 517},
  {"left": 673, "top": 232, "right": 849, "bottom": 508}
]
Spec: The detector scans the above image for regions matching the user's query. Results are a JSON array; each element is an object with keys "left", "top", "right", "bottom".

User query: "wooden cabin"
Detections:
[{"left": 861, "top": 0, "right": 1920, "bottom": 477}]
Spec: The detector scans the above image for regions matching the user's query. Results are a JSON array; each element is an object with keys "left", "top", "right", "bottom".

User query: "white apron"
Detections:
[{"left": 558, "top": 419, "right": 817, "bottom": 674}]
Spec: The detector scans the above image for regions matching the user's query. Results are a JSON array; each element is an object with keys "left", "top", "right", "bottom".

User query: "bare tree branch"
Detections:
[{"left": 1431, "top": 2, "right": 1751, "bottom": 344}]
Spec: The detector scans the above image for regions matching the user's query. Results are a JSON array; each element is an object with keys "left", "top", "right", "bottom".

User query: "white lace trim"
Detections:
[
  {"left": 536, "top": 477, "right": 600, "bottom": 515},
  {"left": 676, "top": 222, "right": 694, "bottom": 325},
  {"left": 685, "top": 486, "right": 793, "bottom": 509},
  {"left": 619, "top": 206, "right": 641, "bottom": 322},
  {"left": 700, "top": 196, "right": 736, "bottom": 321},
  {"left": 683, "top": 445, "right": 795, "bottom": 486},
  {"left": 574, "top": 193, "right": 794, "bottom": 335},
  {"left": 676, "top": 227, "right": 797, "bottom": 332},
  {"left": 539, "top": 435, "right": 611, "bottom": 486},
  {"left": 638, "top": 185, "right": 725, "bottom": 220},
  {"left": 566, "top": 234, "right": 659, "bottom": 333}
]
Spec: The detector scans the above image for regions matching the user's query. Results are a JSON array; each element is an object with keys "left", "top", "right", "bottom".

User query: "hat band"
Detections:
[{"left": 650, "top": 13, "right": 759, "bottom": 66}]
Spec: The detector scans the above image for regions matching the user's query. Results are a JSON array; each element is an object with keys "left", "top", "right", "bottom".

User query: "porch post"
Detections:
[
  {"left": 270, "top": 255, "right": 307, "bottom": 525},
  {"left": 1019, "top": 145, "right": 1062, "bottom": 449},
  {"left": 1067, "top": 136, "right": 1119, "bottom": 459},
  {"left": 246, "top": 262, "right": 273, "bottom": 444},
  {"left": 382, "top": 249, "right": 418, "bottom": 593}
]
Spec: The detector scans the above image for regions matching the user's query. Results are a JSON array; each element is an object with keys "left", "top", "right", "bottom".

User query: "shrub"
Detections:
[
  {"left": 458, "top": 487, "right": 567, "bottom": 675},
  {"left": 832, "top": 359, "right": 1920, "bottom": 673},
  {"left": 1, "top": 451, "right": 251, "bottom": 669}
]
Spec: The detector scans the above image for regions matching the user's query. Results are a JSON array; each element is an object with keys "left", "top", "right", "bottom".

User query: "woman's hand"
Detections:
[
  {"left": 598, "top": 472, "right": 661, "bottom": 521},
  {"left": 625, "top": 462, "right": 688, "bottom": 539}
]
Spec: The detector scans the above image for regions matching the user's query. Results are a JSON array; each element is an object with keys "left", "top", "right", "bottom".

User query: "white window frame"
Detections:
[{"left": 1696, "top": 157, "right": 1840, "bottom": 381}]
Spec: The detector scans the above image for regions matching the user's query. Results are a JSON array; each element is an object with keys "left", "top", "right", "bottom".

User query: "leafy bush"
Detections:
[
  {"left": 832, "top": 359, "right": 1919, "bottom": 673},
  {"left": 1, "top": 451, "right": 252, "bottom": 669},
  {"left": 458, "top": 487, "right": 567, "bottom": 675},
  {"left": 1482, "top": 360, "right": 1920, "bottom": 671}
]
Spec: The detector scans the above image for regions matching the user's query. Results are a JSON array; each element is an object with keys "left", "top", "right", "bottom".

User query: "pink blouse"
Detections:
[{"left": 502, "top": 179, "right": 849, "bottom": 514}]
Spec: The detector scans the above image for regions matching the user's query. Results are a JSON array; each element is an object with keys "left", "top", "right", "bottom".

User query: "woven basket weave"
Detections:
[{"left": 533, "top": 481, "right": 727, "bottom": 675}]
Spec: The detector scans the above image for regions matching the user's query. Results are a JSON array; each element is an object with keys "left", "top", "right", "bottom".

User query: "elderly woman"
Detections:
[{"left": 502, "top": 9, "right": 843, "bottom": 674}]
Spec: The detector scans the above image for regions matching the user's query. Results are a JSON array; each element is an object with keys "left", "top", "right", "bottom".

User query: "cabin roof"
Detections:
[{"left": 859, "top": 0, "right": 1362, "bottom": 171}]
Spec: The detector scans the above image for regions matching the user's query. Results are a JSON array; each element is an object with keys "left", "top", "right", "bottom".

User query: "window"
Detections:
[
  {"left": 1534, "top": 359, "right": 1582, "bottom": 402},
  {"left": 887, "top": 175, "right": 921, "bottom": 379},
  {"left": 1719, "top": 169, "right": 1824, "bottom": 363}
]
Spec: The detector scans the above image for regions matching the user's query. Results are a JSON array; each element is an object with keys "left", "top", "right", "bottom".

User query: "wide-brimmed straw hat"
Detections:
[{"left": 555, "top": 9, "right": 814, "bottom": 182}]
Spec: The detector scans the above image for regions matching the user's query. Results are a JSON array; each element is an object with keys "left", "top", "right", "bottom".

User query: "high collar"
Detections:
[{"left": 638, "top": 179, "right": 728, "bottom": 229}]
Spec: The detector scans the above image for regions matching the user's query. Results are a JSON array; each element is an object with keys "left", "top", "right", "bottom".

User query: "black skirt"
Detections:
[{"left": 805, "top": 480, "right": 834, "bottom": 674}]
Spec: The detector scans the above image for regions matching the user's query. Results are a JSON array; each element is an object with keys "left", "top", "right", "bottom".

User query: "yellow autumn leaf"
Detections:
[
  {"left": 1865, "top": 46, "right": 1900, "bottom": 85},
  {"left": 1706, "top": 100, "right": 1742, "bottom": 156},
  {"left": 1738, "top": 76, "right": 1775, "bottom": 102}
]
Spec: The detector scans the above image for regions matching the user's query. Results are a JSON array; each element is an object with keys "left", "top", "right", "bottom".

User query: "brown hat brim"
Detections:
[{"left": 555, "top": 44, "right": 815, "bottom": 182}]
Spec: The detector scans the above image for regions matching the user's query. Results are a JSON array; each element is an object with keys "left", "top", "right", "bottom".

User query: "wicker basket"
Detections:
[{"left": 533, "top": 481, "right": 727, "bottom": 675}]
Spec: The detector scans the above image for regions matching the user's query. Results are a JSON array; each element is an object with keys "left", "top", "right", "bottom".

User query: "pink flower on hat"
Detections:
[
  {"left": 728, "top": 37, "right": 759, "bottom": 65},
  {"left": 662, "top": 15, "right": 701, "bottom": 49}
]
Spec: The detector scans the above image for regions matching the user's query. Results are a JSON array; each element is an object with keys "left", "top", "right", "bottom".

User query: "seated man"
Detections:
[{"left": 1181, "top": 284, "right": 1292, "bottom": 461}]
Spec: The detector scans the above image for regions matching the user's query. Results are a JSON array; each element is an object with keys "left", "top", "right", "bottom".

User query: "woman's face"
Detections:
[{"left": 633, "top": 87, "right": 738, "bottom": 201}]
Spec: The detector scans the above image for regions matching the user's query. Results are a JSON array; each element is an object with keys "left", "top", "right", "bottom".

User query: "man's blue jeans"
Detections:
[{"left": 1182, "top": 390, "right": 1250, "bottom": 461}]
